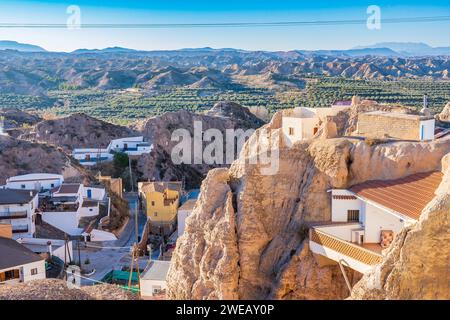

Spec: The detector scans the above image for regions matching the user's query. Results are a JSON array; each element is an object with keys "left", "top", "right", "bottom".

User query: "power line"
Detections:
[{"left": 1, "top": 16, "right": 450, "bottom": 29}]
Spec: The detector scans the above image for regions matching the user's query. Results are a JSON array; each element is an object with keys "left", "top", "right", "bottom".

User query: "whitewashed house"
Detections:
[
  {"left": 107, "top": 136, "right": 153, "bottom": 155},
  {"left": 5, "top": 173, "right": 64, "bottom": 192},
  {"left": 139, "top": 260, "right": 171, "bottom": 298},
  {"left": 16, "top": 237, "right": 74, "bottom": 263},
  {"left": 0, "top": 237, "right": 46, "bottom": 284},
  {"left": 73, "top": 136, "right": 152, "bottom": 166},
  {"left": 40, "top": 183, "right": 105, "bottom": 236},
  {"left": 0, "top": 189, "right": 38, "bottom": 239},
  {"left": 309, "top": 171, "right": 442, "bottom": 274},
  {"left": 177, "top": 199, "right": 197, "bottom": 237},
  {"left": 282, "top": 105, "right": 350, "bottom": 146}
]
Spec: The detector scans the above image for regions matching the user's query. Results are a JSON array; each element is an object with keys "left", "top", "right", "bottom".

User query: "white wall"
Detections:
[
  {"left": 0, "top": 194, "right": 38, "bottom": 239},
  {"left": 177, "top": 209, "right": 192, "bottom": 237},
  {"left": 331, "top": 190, "right": 363, "bottom": 222},
  {"left": 83, "top": 187, "right": 105, "bottom": 201},
  {"left": 140, "top": 279, "right": 167, "bottom": 298},
  {"left": 80, "top": 205, "right": 99, "bottom": 217},
  {"left": 363, "top": 203, "right": 407, "bottom": 243},
  {"left": 42, "top": 211, "right": 82, "bottom": 235},
  {"left": 315, "top": 223, "right": 361, "bottom": 242},
  {"left": 419, "top": 119, "right": 435, "bottom": 141},
  {"left": 0, "top": 260, "right": 46, "bottom": 283},
  {"left": 6, "top": 174, "right": 64, "bottom": 191},
  {"left": 85, "top": 229, "right": 117, "bottom": 241}
]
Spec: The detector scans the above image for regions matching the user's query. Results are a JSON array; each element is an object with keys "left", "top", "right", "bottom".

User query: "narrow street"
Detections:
[{"left": 77, "top": 192, "right": 150, "bottom": 286}]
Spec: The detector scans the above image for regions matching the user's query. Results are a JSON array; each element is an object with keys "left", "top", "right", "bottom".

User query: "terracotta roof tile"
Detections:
[{"left": 350, "top": 171, "right": 443, "bottom": 220}]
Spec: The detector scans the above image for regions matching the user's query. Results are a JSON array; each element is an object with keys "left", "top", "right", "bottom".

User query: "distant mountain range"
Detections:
[
  {"left": 0, "top": 40, "right": 46, "bottom": 52},
  {"left": 1, "top": 40, "right": 450, "bottom": 57}
]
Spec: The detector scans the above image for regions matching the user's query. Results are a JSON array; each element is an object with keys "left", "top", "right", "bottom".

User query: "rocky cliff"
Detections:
[
  {"left": 350, "top": 152, "right": 450, "bottom": 300},
  {"left": 167, "top": 106, "right": 450, "bottom": 300},
  {"left": 0, "top": 135, "right": 90, "bottom": 184}
]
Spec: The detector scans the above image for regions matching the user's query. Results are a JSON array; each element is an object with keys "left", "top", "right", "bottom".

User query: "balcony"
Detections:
[
  {"left": 309, "top": 227, "right": 382, "bottom": 274},
  {"left": 12, "top": 225, "right": 29, "bottom": 233},
  {"left": 0, "top": 211, "right": 28, "bottom": 220}
]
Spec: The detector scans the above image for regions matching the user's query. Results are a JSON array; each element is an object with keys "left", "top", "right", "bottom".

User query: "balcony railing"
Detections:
[
  {"left": 0, "top": 211, "right": 28, "bottom": 220},
  {"left": 310, "top": 228, "right": 382, "bottom": 266},
  {"left": 12, "top": 226, "right": 29, "bottom": 233}
]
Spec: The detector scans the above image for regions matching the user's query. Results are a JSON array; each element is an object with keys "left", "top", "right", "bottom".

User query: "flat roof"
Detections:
[
  {"left": 349, "top": 171, "right": 443, "bottom": 220},
  {"left": 362, "top": 111, "right": 434, "bottom": 121},
  {"left": 0, "top": 189, "right": 37, "bottom": 205},
  {"left": 0, "top": 237, "right": 44, "bottom": 270},
  {"left": 7, "top": 173, "right": 63, "bottom": 183},
  {"left": 56, "top": 184, "right": 81, "bottom": 194},
  {"left": 141, "top": 260, "right": 171, "bottom": 281}
]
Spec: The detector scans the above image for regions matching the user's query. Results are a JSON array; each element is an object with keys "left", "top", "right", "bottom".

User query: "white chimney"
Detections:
[
  {"left": 423, "top": 94, "right": 428, "bottom": 109},
  {"left": 47, "top": 241, "right": 53, "bottom": 256}
]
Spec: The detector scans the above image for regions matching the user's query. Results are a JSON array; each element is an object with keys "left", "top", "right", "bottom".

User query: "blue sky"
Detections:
[{"left": 0, "top": 0, "right": 449, "bottom": 52}]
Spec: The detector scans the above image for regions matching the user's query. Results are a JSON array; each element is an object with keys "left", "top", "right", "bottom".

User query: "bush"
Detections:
[{"left": 365, "top": 138, "right": 387, "bottom": 146}]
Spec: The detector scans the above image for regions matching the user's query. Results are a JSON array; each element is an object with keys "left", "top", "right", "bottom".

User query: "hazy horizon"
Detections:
[{"left": 0, "top": 1, "right": 449, "bottom": 52}]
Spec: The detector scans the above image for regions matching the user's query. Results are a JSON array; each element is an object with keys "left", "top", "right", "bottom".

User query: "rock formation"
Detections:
[
  {"left": 0, "top": 279, "right": 138, "bottom": 300},
  {"left": 167, "top": 107, "right": 450, "bottom": 300},
  {"left": 351, "top": 152, "right": 450, "bottom": 300},
  {"left": 437, "top": 102, "right": 450, "bottom": 123}
]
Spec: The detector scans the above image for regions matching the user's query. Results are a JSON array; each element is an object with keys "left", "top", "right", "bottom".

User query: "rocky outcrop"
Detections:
[
  {"left": 437, "top": 102, "right": 450, "bottom": 123},
  {"left": 167, "top": 108, "right": 450, "bottom": 300},
  {"left": 0, "top": 279, "right": 138, "bottom": 300},
  {"left": 0, "top": 135, "right": 90, "bottom": 184},
  {"left": 135, "top": 101, "right": 265, "bottom": 188},
  {"left": 351, "top": 152, "right": 450, "bottom": 300},
  {"left": 19, "top": 113, "right": 135, "bottom": 151}
]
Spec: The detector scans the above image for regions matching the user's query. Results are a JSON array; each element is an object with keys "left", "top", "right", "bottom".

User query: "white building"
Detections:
[
  {"left": 282, "top": 105, "right": 350, "bottom": 146},
  {"left": 309, "top": 171, "right": 443, "bottom": 274},
  {"left": 0, "top": 189, "right": 38, "bottom": 239},
  {"left": 40, "top": 184, "right": 106, "bottom": 236},
  {"left": 177, "top": 199, "right": 197, "bottom": 237},
  {"left": 73, "top": 136, "right": 153, "bottom": 166},
  {"left": 108, "top": 136, "right": 153, "bottom": 155},
  {"left": 72, "top": 148, "right": 113, "bottom": 166},
  {"left": 139, "top": 260, "right": 171, "bottom": 298},
  {"left": 5, "top": 173, "right": 64, "bottom": 192},
  {"left": 0, "top": 237, "right": 46, "bottom": 284},
  {"left": 16, "top": 238, "right": 74, "bottom": 263}
]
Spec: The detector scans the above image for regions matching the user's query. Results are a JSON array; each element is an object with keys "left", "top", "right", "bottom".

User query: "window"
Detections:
[
  {"left": 51, "top": 183, "right": 55, "bottom": 188},
  {"left": 347, "top": 210, "right": 360, "bottom": 222},
  {"left": 21, "top": 184, "right": 26, "bottom": 189},
  {"left": 288, "top": 127, "right": 294, "bottom": 136},
  {"left": 154, "top": 212, "right": 158, "bottom": 217},
  {"left": 30, "top": 268, "right": 38, "bottom": 276},
  {"left": 151, "top": 201, "right": 155, "bottom": 206}
]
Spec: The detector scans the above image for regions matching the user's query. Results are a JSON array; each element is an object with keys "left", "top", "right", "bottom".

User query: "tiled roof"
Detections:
[
  {"left": 0, "top": 189, "right": 37, "bottom": 205},
  {"left": 349, "top": 171, "right": 443, "bottom": 220},
  {"left": 140, "top": 181, "right": 182, "bottom": 194}
]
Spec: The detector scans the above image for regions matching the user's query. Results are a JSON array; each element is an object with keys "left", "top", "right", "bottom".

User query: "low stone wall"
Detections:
[{"left": 357, "top": 113, "right": 420, "bottom": 140}]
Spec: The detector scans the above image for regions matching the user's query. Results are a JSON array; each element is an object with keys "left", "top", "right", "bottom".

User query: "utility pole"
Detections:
[
  {"left": 128, "top": 155, "right": 134, "bottom": 193},
  {"left": 77, "top": 239, "right": 81, "bottom": 268},
  {"left": 135, "top": 202, "right": 139, "bottom": 244}
]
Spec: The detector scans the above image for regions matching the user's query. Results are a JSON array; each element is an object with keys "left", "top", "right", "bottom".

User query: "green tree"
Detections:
[{"left": 113, "top": 152, "right": 129, "bottom": 169}]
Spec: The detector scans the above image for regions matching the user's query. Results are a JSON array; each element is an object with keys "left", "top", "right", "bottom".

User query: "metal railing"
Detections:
[{"left": 0, "top": 211, "right": 28, "bottom": 220}]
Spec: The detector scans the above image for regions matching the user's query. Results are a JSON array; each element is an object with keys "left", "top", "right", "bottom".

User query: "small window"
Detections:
[
  {"left": 21, "top": 184, "right": 26, "bottom": 189},
  {"left": 151, "top": 201, "right": 155, "bottom": 206},
  {"left": 288, "top": 127, "right": 294, "bottom": 136},
  {"left": 347, "top": 210, "right": 360, "bottom": 222},
  {"left": 31, "top": 268, "right": 38, "bottom": 276},
  {"left": 51, "top": 183, "right": 55, "bottom": 188},
  {"left": 154, "top": 212, "right": 158, "bottom": 217}
]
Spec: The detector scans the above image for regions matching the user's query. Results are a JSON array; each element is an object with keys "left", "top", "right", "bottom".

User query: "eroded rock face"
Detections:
[
  {"left": 351, "top": 153, "right": 450, "bottom": 300},
  {"left": 167, "top": 111, "right": 450, "bottom": 300},
  {"left": 438, "top": 102, "right": 450, "bottom": 123}
]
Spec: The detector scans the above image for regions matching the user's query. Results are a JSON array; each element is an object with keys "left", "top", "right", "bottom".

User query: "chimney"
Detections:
[
  {"left": 423, "top": 94, "right": 428, "bottom": 109},
  {"left": 30, "top": 191, "right": 33, "bottom": 197},
  {"left": 47, "top": 241, "right": 53, "bottom": 256}
]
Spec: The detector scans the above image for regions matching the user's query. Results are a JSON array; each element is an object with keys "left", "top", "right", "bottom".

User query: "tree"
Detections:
[{"left": 113, "top": 152, "right": 129, "bottom": 169}]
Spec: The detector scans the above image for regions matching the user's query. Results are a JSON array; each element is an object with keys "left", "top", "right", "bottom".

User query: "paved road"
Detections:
[{"left": 77, "top": 193, "right": 149, "bottom": 285}]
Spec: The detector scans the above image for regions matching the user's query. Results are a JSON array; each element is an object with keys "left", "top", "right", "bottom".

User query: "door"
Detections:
[
  {"left": 124, "top": 143, "right": 128, "bottom": 150},
  {"left": 87, "top": 189, "right": 92, "bottom": 199}
]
